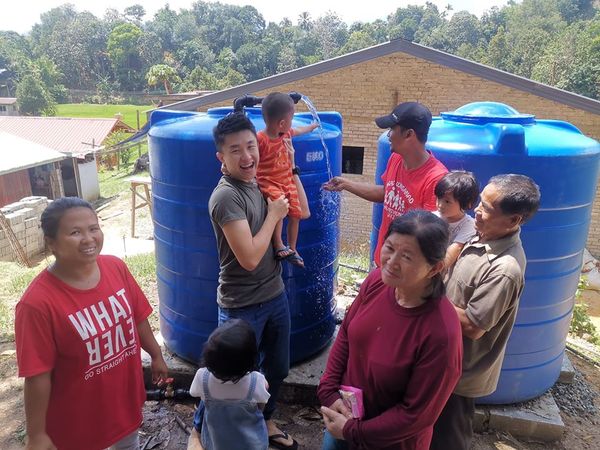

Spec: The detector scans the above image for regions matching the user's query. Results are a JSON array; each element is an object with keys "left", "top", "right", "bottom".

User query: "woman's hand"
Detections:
[
  {"left": 151, "top": 354, "right": 169, "bottom": 385},
  {"left": 321, "top": 405, "right": 350, "bottom": 440},
  {"left": 26, "top": 433, "right": 57, "bottom": 450},
  {"left": 329, "top": 398, "right": 353, "bottom": 419}
]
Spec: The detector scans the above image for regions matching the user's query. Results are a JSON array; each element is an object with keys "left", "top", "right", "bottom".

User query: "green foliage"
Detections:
[
  {"left": 5, "top": 0, "right": 600, "bottom": 100},
  {"left": 16, "top": 73, "right": 56, "bottom": 116},
  {"left": 570, "top": 277, "right": 600, "bottom": 345},
  {"left": 146, "top": 64, "right": 181, "bottom": 94}
]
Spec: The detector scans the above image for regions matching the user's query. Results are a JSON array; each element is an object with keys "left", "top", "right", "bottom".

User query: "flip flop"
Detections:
[
  {"left": 268, "top": 431, "right": 298, "bottom": 450},
  {"left": 275, "top": 246, "right": 295, "bottom": 261},
  {"left": 287, "top": 252, "right": 305, "bottom": 268}
]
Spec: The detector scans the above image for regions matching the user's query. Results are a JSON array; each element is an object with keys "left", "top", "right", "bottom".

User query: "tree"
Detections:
[
  {"left": 178, "top": 67, "right": 221, "bottom": 91},
  {"left": 16, "top": 73, "right": 56, "bottom": 116},
  {"left": 298, "top": 12, "right": 312, "bottom": 31},
  {"left": 146, "top": 64, "right": 181, "bottom": 94},
  {"left": 107, "top": 23, "right": 144, "bottom": 89},
  {"left": 124, "top": 4, "right": 146, "bottom": 24},
  {"left": 338, "top": 31, "right": 376, "bottom": 55}
]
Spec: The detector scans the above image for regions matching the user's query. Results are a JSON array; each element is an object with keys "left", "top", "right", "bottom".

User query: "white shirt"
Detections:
[{"left": 189, "top": 368, "right": 270, "bottom": 404}]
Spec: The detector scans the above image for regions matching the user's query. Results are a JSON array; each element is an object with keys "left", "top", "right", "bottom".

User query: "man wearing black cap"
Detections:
[{"left": 325, "top": 102, "right": 448, "bottom": 266}]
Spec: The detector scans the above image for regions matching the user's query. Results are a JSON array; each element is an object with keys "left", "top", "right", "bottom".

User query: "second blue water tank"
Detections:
[
  {"left": 149, "top": 107, "right": 342, "bottom": 364},
  {"left": 371, "top": 102, "right": 600, "bottom": 403}
]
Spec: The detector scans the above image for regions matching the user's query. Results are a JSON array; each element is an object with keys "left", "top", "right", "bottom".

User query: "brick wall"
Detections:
[
  {"left": 0, "top": 197, "right": 48, "bottom": 262},
  {"left": 196, "top": 52, "right": 600, "bottom": 257}
]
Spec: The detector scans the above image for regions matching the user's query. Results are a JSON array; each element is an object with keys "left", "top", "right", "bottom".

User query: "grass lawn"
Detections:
[
  {"left": 56, "top": 103, "right": 154, "bottom": 129},
  {"left": 98, "top": 164, "right": 149, "bottom": 199}
]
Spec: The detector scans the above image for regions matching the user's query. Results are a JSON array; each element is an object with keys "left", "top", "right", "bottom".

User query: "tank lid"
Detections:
[{"left": 440, "top": 102, "right": 536, "bottom": 125}]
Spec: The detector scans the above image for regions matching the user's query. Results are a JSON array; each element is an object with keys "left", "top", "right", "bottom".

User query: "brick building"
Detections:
[{"left": 162, "top": 39, "right": 600, "bottom": 257}]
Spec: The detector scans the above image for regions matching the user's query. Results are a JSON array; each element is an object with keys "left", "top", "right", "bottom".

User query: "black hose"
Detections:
[
  {"left": 233, "top": 95, "right": 263, "bottom": 112},
  {"left": 146, "top": 388, "right": 191, "bottom": 401}
]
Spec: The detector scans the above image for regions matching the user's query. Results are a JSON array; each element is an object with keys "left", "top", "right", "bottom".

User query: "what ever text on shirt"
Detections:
[{"left": 67, "top": 288, "right": 138, "bottom": 380}]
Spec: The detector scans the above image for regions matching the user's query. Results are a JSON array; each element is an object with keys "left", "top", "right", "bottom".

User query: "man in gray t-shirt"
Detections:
[
  {"left": 431, "top": 174, "right": 540, "bottom": 450},
  {"left": 193, "top": 112, "right": 297, "bottom": 449}
]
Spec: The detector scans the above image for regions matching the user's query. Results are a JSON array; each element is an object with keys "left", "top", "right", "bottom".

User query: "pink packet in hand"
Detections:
[{"left": 339, "top": 385, "right": 364, "bottom": 419}]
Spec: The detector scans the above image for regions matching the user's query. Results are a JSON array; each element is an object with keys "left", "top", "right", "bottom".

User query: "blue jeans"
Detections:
[
  {"left": 322, "top": 431, "right": 348, "bottom": 450},
  {"left": 194, "top": 290, "right": 290, "bottom": 429}
]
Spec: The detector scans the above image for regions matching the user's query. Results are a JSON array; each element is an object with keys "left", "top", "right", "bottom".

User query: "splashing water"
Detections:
[
  {"left": 300, "top": 94, "right": 332, "bottom": 180},
  {"left": 299, "top": 94, "right": 340, "bottom": 214}
]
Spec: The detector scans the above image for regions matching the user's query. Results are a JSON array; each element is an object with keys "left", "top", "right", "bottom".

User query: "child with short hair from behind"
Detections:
[
  {"left": 189, "top": 319, "right": 270, "bottom": 450},
  {"left": 257, "top": 92, "right": 318, "bottom": 268},
  {"left": 434, "top": 170, "right": 479, "bottom": 269}
]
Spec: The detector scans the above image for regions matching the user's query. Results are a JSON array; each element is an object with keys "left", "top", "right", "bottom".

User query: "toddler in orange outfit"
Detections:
[{"left": 257, "top": 92, "right": 317, "bottom": 267}]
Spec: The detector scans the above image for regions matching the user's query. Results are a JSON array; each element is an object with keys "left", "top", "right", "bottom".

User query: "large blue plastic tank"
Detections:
[
  {"left": 371, "top": 102, "right": 600, "bottom": 403},
  {"left": 148, "top": 107, "right": 341, "bottom": 364}
]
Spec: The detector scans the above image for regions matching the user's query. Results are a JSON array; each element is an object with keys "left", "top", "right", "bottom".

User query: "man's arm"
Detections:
[
  {"left": 323, "top": 177, "right": 385, "bottom": 203},
  {"left": 453, "top": 305, "right": 485, "bottom": 340},
  {"left": 221, "top": 196, "right": 288, "bottom": 271}
]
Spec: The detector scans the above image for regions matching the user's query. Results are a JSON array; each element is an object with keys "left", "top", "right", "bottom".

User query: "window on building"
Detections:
[
  {"left": 342, "top": 146, "right": 364, "bottom": 175},
  {"left": 0, "top": 106, "right": 6, "bottom": 112}
]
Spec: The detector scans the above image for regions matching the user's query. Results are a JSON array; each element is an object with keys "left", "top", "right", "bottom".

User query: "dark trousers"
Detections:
[{"left": 430, "top": 393, "right": 475, "bottom": 450}]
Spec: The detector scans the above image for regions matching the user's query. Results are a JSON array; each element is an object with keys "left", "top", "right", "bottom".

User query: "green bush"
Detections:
[{"left": 570, "top": 277, "right": 600, "bottom": 345}]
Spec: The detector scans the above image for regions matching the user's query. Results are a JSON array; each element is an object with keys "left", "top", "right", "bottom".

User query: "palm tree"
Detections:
[
  {"left": 146, "top": 64, "right": 181, "bottom": 94},
  {"left": 298, "top": 12, "right": 312, "bottom": 31}
]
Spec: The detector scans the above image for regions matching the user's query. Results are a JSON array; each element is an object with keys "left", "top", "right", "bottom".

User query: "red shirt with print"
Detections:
[
  {"left": 15, "top": 255, "right": 152, "bottom": 450},
  {"left": 374, "top": 152, "right": 447, "bottom": 266}
]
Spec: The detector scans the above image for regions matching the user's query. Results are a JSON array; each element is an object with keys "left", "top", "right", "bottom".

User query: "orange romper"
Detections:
[{"left": 256, "top": 130, "right": 302, "bottom": 218}]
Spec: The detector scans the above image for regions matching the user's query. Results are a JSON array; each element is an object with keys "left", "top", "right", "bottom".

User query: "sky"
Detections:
[{"left": 1, "top": 0, "right": 512, "bottom": 34}]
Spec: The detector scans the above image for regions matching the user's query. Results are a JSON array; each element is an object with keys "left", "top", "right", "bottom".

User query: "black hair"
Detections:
[
  {"left": 435, "top": 170, "right": 480, "bottom": 211},
  {"left": 488, "top": 174, "right": 541, "bottom": 223},
  {"left": 213, "top": 112, "right": 257, "bottom": 152},
  {"left": 384, "top": 210, "right": 449, "bottom": 301},
  {"left": 40, "top": 197, "right": 95, "bottom": 239},
  {"left": 261, "top": 92, "right": 294, "bottom": 124},
  {"left": 201, "top": 319, "right": 258, "bottom": 383}
]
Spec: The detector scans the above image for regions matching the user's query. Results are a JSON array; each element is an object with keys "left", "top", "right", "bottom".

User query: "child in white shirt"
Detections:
[
  {"left": 434, "top": 170, "right": 479, "bottom": 269},
  {"left": 189, "top": 319, "right": 270, "bottom": 450}
]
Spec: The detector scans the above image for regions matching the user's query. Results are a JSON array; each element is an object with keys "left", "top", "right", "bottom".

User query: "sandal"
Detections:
[
  {"left": 287, "top": 252, "right": 305, "bottom": 268},
  {"left": 275, "top": 246, "right": 295, "bottom": 261},
  {"left": 268, "top": 431, "right": 298, "bottom": 450}
]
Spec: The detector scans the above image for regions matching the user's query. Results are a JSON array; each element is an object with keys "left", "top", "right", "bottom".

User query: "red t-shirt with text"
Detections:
[
  {"left": 15, "top": 255, "right": 152, "bottom": 450},
  {"left": 374, "top": 152, "right": 447, "bottom": 265}
]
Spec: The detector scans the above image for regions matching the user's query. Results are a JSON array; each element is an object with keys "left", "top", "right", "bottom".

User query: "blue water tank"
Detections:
[
  {"left": 148, "top": 107, "right": 341, "bottom": 365},
  {"left": 371, "top": 102, "right": 600, "bottom": 403}
]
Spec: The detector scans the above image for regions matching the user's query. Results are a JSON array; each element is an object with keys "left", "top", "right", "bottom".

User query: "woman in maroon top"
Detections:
[{"left": 318, "top": 210, "right": 463, "bottom": 450}]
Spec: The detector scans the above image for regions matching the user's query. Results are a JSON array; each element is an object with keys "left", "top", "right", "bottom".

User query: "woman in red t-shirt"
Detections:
[
  {"left": 15, "top": 197, "right": 168, "bottom": 450},
  {"left": 318, "top": 210, "right": 463, "bottom": 450}
]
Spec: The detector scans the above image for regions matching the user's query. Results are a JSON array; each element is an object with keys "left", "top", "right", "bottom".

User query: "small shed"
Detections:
[
  {"left": 0, "top": 132, "right": 66, "bottom": 207},
  {"left": 0, "top": 116, "right": 134, "bottom": 202},
  {"left": 0, "top": 98, "right": 18, "bottom": 116}
]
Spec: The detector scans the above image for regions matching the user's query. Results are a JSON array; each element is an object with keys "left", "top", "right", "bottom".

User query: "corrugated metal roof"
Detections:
[
  {"left": 163, "top": 38, "right": 600, "bottom": 115},
  {"left": 0, "top": 116, "right": 134, "bottom": 156},
  {"left": 0, "top": 132, "right": 66, "bottom": 175},
  {"left": 0, "top": 97, "right": 17, "bottom": 105}
]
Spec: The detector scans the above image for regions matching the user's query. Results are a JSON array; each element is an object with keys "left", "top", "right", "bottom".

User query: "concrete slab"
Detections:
[
  {"left": 101, "top": 232, "right": 155, "bottom": 258},
  {"left": 478, "top": 392, "right": 565, "bottom": 442},
  {"left": 558, "top": 353, "right": 575, "bottom": 384}
]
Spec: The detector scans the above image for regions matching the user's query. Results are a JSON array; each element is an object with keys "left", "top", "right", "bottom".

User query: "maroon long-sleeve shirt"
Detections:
[{"left": 318, "top": 269, "right": 462, "bottom": 449}]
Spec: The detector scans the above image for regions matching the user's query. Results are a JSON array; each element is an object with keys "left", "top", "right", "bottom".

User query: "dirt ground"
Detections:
[{"left": 2, "top": 190, "right": 600, "bottom": 449}]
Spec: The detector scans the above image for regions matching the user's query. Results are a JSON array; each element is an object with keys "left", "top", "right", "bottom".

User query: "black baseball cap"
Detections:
[{"left": 375, "top": 102, "right": 432, "bottom": 136}]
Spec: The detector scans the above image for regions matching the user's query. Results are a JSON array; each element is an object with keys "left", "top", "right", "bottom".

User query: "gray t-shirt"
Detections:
[
  {"left": 434, "top": 211, "right": 476, "bottom": 244},
  {"left": 208, "top": 176, "right": 284, "bottom": 309}
]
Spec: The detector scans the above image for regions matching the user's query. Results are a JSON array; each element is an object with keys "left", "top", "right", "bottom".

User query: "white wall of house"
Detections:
[{"left": 77, "top": 157, "right": 100, "bottom": 201}]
